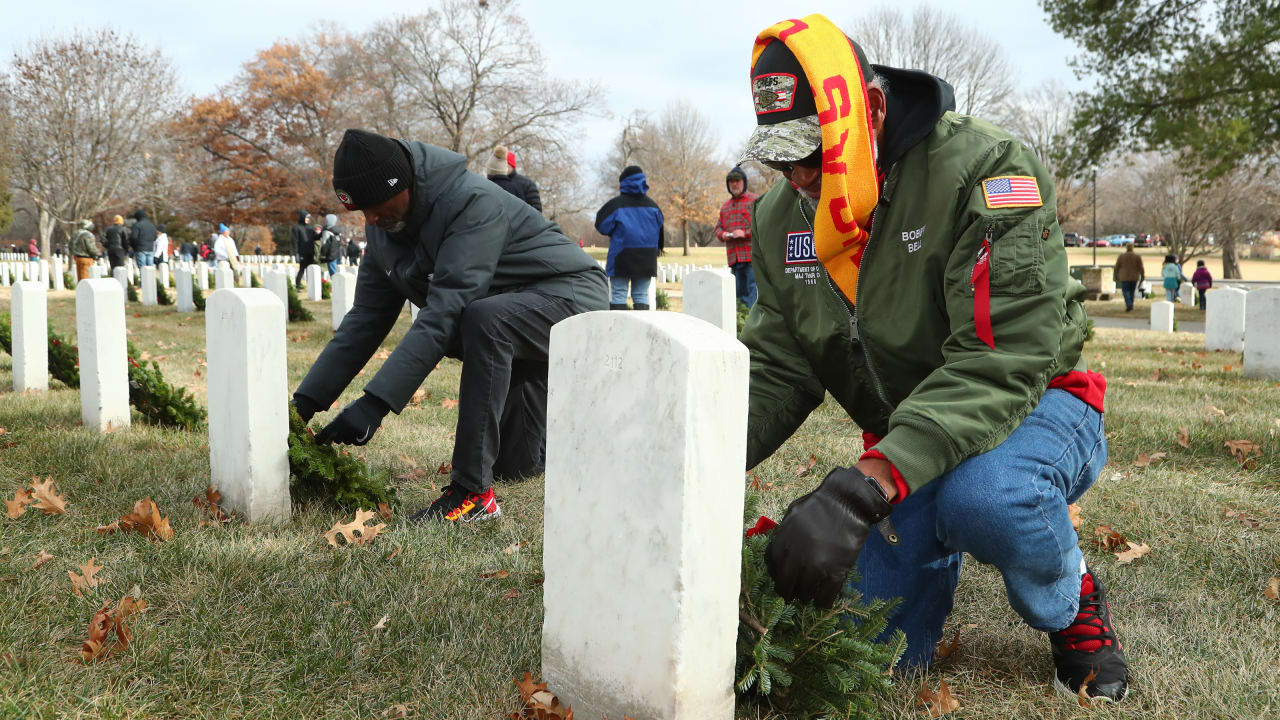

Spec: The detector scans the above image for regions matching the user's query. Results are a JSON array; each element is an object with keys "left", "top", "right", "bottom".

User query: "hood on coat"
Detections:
[
  {"left": 725, "top": 165, "right": 748, "bottom": 196},
  {"left": 298, "top": 210, "right": 311, "bottom": 223},
  {"left": 387, "top": 140, "right": 471, "bottom": 241},
  {"left": 323, "top": 214, "right": 339, "bottom": 230},
  {"left": 872, "top": 65, "right": 956, "bottom": 172},
  {"left": 619, "top": 171, "right": 649, "bottom": 196}
]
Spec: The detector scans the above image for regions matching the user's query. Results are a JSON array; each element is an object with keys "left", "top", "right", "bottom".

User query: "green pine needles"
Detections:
[
  {"left": 321, "top": 278, "right": 331, "bottom": 300},
  {"left": 155, "top": 278, "right": 172, "bottom": 305},
  {"left": 126, "top": 341, "right": 206, "bottom": 430},
  {"left": 287, "top": 281, "right": 314, "bottom": 322},
  {"left": 736, "top": 497, "right": 906, "bottom": 719},
  {"left": 191, "top": 275, "right": 206, "bottom": 311},
  {"left": 47, "top": 325, "right": 80, "bottom": 388},
  {"left": 127, "top": 281, "right": 139, "bottom": 303},
  {"left": 287, "top": 404, "right": 395, "bottom": 510},
  {"left": 250, "top": 272, "right": 262, "bottom": 288}
]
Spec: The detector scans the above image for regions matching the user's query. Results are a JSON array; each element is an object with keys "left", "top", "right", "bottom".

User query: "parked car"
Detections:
[
  {"left": 1089, "top": 238, "right": 1111, "bottom": 247},
  {"left": 1063, "top": 232, "right": 1086, "bottom": 247},
  {"left": 1101, "top": 234, "right": 1134, "bottom": 246},
  {"left": 1134, "top": 233, "right": 1152, "bottom": 247}
]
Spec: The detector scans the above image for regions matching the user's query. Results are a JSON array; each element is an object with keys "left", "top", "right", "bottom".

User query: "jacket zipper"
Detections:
[
  {"left": 970, "top": 223, "right": 995, "bottom": 294},
  {"left": 851, "top": 207, "right": 895, "bottom": 415}
]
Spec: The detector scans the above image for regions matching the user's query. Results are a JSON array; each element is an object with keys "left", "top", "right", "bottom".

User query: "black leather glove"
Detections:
[
  {"left": 316, "top": 393, "right": 390, "bottom": 446},
  {"left": 292, "top": 393, "right": 323, "bottom": 423},
  {"left": 765, "top": 466, "right": 897, "bottom": 608}
]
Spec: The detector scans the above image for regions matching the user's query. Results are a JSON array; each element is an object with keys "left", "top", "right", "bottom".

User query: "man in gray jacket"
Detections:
[{"left": 293, "top": 129, "right": 608, "bottom": 523}]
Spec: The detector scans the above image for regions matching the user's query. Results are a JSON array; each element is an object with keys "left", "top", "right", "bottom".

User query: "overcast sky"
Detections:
[{"left": 3, "top": 0, "right": 1090, "bottom": 169}]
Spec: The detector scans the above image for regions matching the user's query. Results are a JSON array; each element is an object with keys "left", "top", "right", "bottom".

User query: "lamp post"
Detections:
[{"left": 1090, "top": 165, "right": 1098, "bottom": 267}]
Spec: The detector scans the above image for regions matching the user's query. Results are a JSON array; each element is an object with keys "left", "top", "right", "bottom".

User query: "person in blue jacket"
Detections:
[{"left": 595, "top": 165, "right": 664, "bottom": 310}]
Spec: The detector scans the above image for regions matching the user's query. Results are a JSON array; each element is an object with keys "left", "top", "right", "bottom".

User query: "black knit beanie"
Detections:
[
  {"left": 332, "top": 129, "right": 412, "bottom": 211},
  {"left": 619, "top": 165, "right": 644, "bottom": 182}
]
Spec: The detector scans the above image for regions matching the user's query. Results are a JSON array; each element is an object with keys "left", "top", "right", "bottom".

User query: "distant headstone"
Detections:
[
  {"left": 215, "top": 266, "right": 235, "bottom": 290},
  {"left": 1204, "top": 287, "right": 1246, "bottom": 352},
  {"left": 206, "top": 289, "right": 290, "bottom": 523},
  {"left": 238, "top": 265, "right": 252, "bottom": 288},
  {"left": 1150, "top": 300, "right": 1174, "bottom": 332},
  {"left": 11, "top": 282, "right": 49, "bottom": 392},
  {"left": 89, "top": 264, "right": 102, "bottom": 280},
  {"left": 76, "top": 280, "right": 130, "bottom": 431},
  {"left": 682, "top": 269, "right": 735, "bottom": 333},
  {"left": 0, "top": 263, "right": 10, "bottom": 286},
  {"left": 197, "top": 265, "right": 210, "bottom": 291},
  {"left": 140, "top": 266, "right": 158, "bottom": 305},
  {"left": 1243, "top": 288, "right": 1280, "bottom": 380},
  {"left": 112, "top": 267, "right": 129, "bottom": 294},
  {"left": 51, "top": 258, "right": 64, "bottom": 291},
  {"left": 158, "top": 262, "right": 169, "bottom": 289},
  {"left": 331, "top": 272, "right": 356, "bottom": 330},
  {"left": 542, "top": 311, "right": 748, "bottom": 720},
  {"left": 305, "top": 265, "right": 323, "bottom": 301},
  {"left": 1179, "top": 281, "right": 1195, "bottom": 306},
  {"left": 175, "top": 267, "right": 195, "bottom": 312},
  {"left": 265, "top": 269, "right": 289, "bottom": 309}
]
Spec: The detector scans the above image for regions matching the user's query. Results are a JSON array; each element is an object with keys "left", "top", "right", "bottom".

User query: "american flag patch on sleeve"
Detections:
[{"left": 981, "top": 176, "right": 1042, "bottom": 209}]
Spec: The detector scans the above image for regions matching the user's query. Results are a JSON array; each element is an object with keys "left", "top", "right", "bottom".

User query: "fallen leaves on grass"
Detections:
[
  {"left": 371, "top": 615, "right": 389, "bottom": 631},
  {"left": 917, "top": 678, "right": 960, "bottom": 717},
  {"left": 96, "top": 498, "right": 175, "bottom": 541},
  {"left": 1133, "top": 451, "right": 1166, "bottom": 468},
  {"left": 79, "top": 592, "right": 147, "bottom": 662},
  {"left": 440, "top": 398, "right": 458, "bottom": 410},
  {"left": 510, "top": 673, "right": 574, "bottom": 720},
  {"left": 1176, "top": 427, "right": 1190, "bottom": 448},
  {"left": 436, "top": 462, "right": 452, "bottom": 475},
  {"left": 69, "top": 558, "right": 104, "bottom": 597},
  {"left": 795, "top": 453, "right": 817, "bottom": 477},
  {"left": 1205, "top": 405, "right": 1227, "bottom": 420},
  {"left": 5, "top": 488, "right": 33, "bottom": 518},
  {"left": 33, "top": 550, "right": 53, "bottom": 569},
  {"left": 480, "top": 570, "right": 511, "bottom": 580},
  {"left": 323, "top": 509, "right": 385, "bottom": 547},
  {"left": 1224, "top": 440, "right": 1262, "bottom": 467},
  {"left": 28, "top": 477, "right": 67, "bottom": 515},
  {"left": 503, "top": 540, "right": 528, "bottom": 555},
  {"left": 1265, "top": 577, "right": 1280, "bottom": 602},
  {"left": 1076, "top": 668, "right": 1098, "bottom": 707},
  {"left": 192, "top": 485, "right": 230, "bottom": 525},
  {"left": 409, "top": 388, "right": 427, "bottom": 405},
  {"left": 377, "top": 502, "right": 393, "bottom": 520},
  {"left": 502, "top": 589, "right": 523, "bottom": 601},
  {"left": 381, "top": 704, "right": 412, "bottom": 719},
  {"left": 933, "top": 629, "right": 962, "bottom": 661},
  {"left": 1067, "top": 503, "right": 1082, "bottom": 530},
  {"left": 1224, "top": 509, "right": 1261, "bottom": 530},
  {"left": 1093, "top": 525, "right": 1127, "bottom": 550},
  {"left": 1114, "top": 541, "right": 1151, "bottom": 564},
  {"left": 376, "top": 349, "right": 392, "bottom": 360}
]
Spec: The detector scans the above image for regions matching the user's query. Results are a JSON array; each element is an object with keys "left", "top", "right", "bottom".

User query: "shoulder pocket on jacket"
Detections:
[{"left": 986, "top": 212, "right": 1047, "bottom": 296}]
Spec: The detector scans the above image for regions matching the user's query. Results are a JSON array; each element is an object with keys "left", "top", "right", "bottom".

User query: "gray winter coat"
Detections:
[{"left": 296, "top": 141, "right": 608, "bottom": 412}]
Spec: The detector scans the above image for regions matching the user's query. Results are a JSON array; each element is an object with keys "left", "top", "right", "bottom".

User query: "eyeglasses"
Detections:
[{"left": 761, "top": 147, "right": 822, "bottom": 174}]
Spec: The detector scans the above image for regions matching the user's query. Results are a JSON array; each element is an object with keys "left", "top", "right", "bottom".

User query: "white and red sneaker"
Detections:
[{"left": 410, "top": 484, "right": 502, "bottom": 523}]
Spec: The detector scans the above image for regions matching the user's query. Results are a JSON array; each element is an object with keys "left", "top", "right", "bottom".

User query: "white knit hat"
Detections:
[{"left": 485, "top": 145, "right": 511, "bottom": 175}]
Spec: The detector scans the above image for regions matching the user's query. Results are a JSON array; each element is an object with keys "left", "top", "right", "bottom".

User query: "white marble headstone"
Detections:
[
  {"left": 11, "top": 282, "right": 49, "bottom": 392},
  {"left": 265, "top": 269, "right": 290, "bottom": 310},
  {"left": 206, "top": 289, "right": 290, "bottom": 523},
  {"left": 1150, "top": 300, "right": 1174, "bottom": 332},
  {"left": 140, "top": 266, "right": 158, "bottom": 306},
  {"left": 682, "top": 269, "right": 736, "bottom": 334},
  {"left": 330, "top": 272, "right": 356, "bottom": 330},
  {"left": 1205, "top": 287, "right": 1246, "bottom": 352},
  {"left": 112, "top": 266, "right": 129, "bottom": 294},
  {"left": 215, "top": 266, "right": 235, "bottom": 291},
  {"left": 175, "top": 267, "right": 195, "bottom": 312},
  {"left": 305, "top": 264, "right": 323, "bottom": 301},
  {"left": 76, "top": 280, "right": 130, "bottom": 431},
  {"left": 1244, "top": 288, "right": 1280, "bottom": 380},
  {"left": 542, "top": 311, "right": 748, "bottom": 720},
  {"left": 1179, "top": 281, "right": 1195, "bottom": 306}
]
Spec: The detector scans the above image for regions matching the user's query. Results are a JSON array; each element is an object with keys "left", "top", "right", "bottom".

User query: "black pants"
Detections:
[
  {"left": 296, "top": 259, "right": 312, "bottom": 288},
  {"left": 446, "top": 292, "right": 576, "bottom": 493}
]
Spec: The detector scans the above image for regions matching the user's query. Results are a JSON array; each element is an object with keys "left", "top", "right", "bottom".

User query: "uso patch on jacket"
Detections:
[{"left": 784, "top": 230, "right": 820, "bottom": 285}]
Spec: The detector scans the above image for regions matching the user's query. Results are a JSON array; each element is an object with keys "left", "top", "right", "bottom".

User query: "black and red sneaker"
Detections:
[
  {"left": 409, "top": 484, "right": 502, "bottom": 524},
  {"left": 1049, "top": 567, "right": 1130, "bottom": 703}
]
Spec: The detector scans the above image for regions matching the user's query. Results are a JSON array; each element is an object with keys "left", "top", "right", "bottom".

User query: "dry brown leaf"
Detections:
[
  {"left": 1067, "top": 503, "right": 1082, "bottom": 530},
  {"left": 502, "top": 588, "right": 522, "bottom": 601},
  {"left": 440, "top": 398, "right": 459, "bottom": 410},
  {"left": 503, "top": 540, "right": 528, "bottom": 555},
  {"left": 397, "top": 454, "right": 418, "bottom": 469},
  {"left": 371, "top": 615, "right": 389, "bottom": 631},
  {"left": 1114, "top": 541, "right": 1151, "bottom": 564},
  {"left": 114, "top": 595, "right": 146, "bottom": 648},
  {"left": 381, "top": 704, "right": 412, "bottom": 719},
  {"left": 32, "top": 549, "right": 54, "bottom": 569},
  {"left": 376, "top": 349, "right": 392, "bottom": 361},
  {"left": 1265, "top": 577, "right": 1280, "bottom": 602},
  {"left": 1176, "top": 427, "right": 1190, "bottom": 449},
  {"left": 1224, "top": 509, "right": 1261, "bottom": 530},
  {"left": 512, "top": 672, "right": 573, "bottom": 719},
  {"left": 933, "top": 629, "right": 961, "bottom": 661},
  {"left": 1224, "top": 364, "right": 1234, "bottom": 372},
  {"left": 1077, "top": 668, "right": 1098, "bottom": 707},
  {"left": 480, "top": 570, "right": 511, "bottom": 580},
  {"left": 1132, "top": 451, "right": 1166, "bottom": 468},
  {"left": 28, "top": 477, "right": 67, "bottom": 515},
  {"left": 377, "top": 502, "right": 393, "bottom": 520},
  {"left": 917, "top": 679, "right": 960, "bottom": 717},
  {"left": 98, "top": 498, "right": 175, "bottom": 541},
  {"left": 1093, "top": 525, "right": 1127, "bottom": 550},
  {"left": 1224, "top": 440, "right": 1262, "bottom": 465},
  {"left": 69, "top": 557, "right": 104, "bottom": 597},
  {"left": 192, "top": 486, "right": 230, "bottom": 524},
  {"left": 795, "top": 453, "right": 817, "bottom": 477},
  {"left": 323, "top": 509, "right": 386, "bottom": 547},
  {"left": 5, "top": 488, "right": 33, "bottom": 519},
  {"left": 409, "top": 388, "right": 427, "bottom": 405},
  {"left": 79, "top": 600, "right": 113, "bottom": 662},
  {"left": 436, "top": 462, "right": 452, "bottom": 475},
  {"left": 1205, "top": 405, "right": 1227, "bottom": 419}
]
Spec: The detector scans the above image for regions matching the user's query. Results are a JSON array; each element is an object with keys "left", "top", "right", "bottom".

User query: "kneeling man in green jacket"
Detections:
[{"left": 739, "top": 15, "right": 1127, "bottom": 703}]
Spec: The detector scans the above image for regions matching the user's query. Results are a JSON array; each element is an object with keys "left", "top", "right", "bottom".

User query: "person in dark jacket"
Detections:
[
  {"left": 485, "top": 145, "right": 543, "bottom": 213},
  {"left": 345, "top": 237, "right": 362, "bottom": 264},
  {"left": 291, "top": 211, "right": 318, "bottom": 287},
  {"left": 293, "top": 129, "right": 608, "bottom": 524},
  {"left": 130, "top": 210, "right": 158, "bottom": 266},
  {"left": 318, "top": 213, "right": 343, "bottom": 276},
  {"left": 180, "top": 239, "right": 199, "bottom": 262},
  {"left": 104, "top": 215, "right": 129, "bottom": 271},
  {"left": 595, "top": 166, "right": 664, "bottom": 310},
  {"left": 1191, "top": 259, "right": 1213, "bottom": 310}
]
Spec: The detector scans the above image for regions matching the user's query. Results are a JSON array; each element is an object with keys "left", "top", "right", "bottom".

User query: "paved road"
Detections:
[{"left": 1093, "top": 316, "right": 1205, "bottom": 334}]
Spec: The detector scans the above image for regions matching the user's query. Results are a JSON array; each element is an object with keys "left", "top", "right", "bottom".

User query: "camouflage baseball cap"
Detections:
[{"left": 741, "top": 114, "right": 821, "bottom": 164}]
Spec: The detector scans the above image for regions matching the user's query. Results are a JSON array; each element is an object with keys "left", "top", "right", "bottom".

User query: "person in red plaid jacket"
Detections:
[{"left": 714, "top": 166, "right": 759, "bottom": 307}]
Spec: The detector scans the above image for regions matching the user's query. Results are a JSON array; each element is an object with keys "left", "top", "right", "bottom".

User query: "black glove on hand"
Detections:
[
  {"left": 316, "top": 393, "right": 390, "bottom": 446},
  {"left": 765, "top": 466, "right": 897, "bottom": 608},
  {"left": 292, "top": 393, "right": 323, "bottom": 423}
]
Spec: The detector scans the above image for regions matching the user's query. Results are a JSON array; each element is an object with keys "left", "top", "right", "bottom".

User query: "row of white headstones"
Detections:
[
  {"left": 6, "top": 267, "right": 744, "bottom": 718},
  {"left": 1149, "top": 286, "right": 1280, "bottom": 379}
]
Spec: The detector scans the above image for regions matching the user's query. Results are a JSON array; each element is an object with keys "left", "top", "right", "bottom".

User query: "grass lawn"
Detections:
[
  {"left": 1066, "top": 247, "right": 1280, "bottom": 282},
  {"left": 1, "top": 287, "right": 1278, "bottom": 719},
  {"left": 1084, "top": 297, "right": 1205, "bottom": 323}
]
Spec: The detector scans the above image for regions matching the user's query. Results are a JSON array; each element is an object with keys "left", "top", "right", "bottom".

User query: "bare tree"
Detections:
[
  {"left": 847, "top": 5, "right": 1015, "bottom": 118},
  {"left": 3, "top": 29, "right": 177, "bottom": 256},
  {"left": 1207, "top": 164, "right": 1277, "bottom": 279},
  {"left": 1121, "top": 153, "right": 1235, "bottom": 266},
  {"left": 1001, "top": 80, "right": 1089, "bottom": 227}
]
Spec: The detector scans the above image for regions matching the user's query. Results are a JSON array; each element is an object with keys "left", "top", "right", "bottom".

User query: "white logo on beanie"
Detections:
[{"left": 387, "top": 178, "right": 398, "bottom": 187}]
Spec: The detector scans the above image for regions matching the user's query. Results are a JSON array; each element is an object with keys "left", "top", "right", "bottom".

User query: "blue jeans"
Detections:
[
  {"left": 1164, "top": 286, "right": 1177, "bottom": 302},
  {"left": 609, "top": 276, "right": 652, "bottom": 306},
  {"left": 327, "top": 260, "right": 338, "bottom": 276},
  {"left": 1118, "top": 280, "right": 1136, "bottom": 309},
  {"left": 853, "top": 389, "right": 1108, "bottom": 667},
  {"left": 136, "top": 251, "right": 154, "bottom": 267},
  {"left": 731, "top": 262, "right": 757, "bottom": 308}
]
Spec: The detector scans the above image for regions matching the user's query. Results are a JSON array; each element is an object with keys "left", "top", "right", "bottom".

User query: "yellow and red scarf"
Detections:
[{"left": 751, "top": 14, "right": 879, "bottom": 303}]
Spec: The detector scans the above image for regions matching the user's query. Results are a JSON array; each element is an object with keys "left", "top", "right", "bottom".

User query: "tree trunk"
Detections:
[
  {"left": 37, "top": 206, "right": 56, "bottom": 260},
  {"left": 682, "top": 219, "right": 689, "bottom": 257},
  {"left": 1221, "top": 235, "right": 1242, "bottom": 279}
]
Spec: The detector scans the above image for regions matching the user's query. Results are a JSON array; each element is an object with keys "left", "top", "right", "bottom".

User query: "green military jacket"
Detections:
[{"left": 742, "top": 111, "right": 1092, "bottom": 494}]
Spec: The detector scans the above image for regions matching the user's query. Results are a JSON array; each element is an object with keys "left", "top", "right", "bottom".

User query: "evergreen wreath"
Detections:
[
  {"left": 126, "top": 341, "right": 206, "bottom": 430},
  {"left": 286, "top": 281, "right": 314, "bottom": 322},
  {"left": 736, "top": 495, "right": 905, "bottom": 719},
  {"left": 126, "top": 281, "right": 139, "bottom": 303},
  {"left": 321, "top": 277, "right": 331, "bottom": 300},
  {"left": 250, "top": 272, "right": 262, "bottom": 288},
  {"left": 155, "top": 278, "right": 172, "bottom": 306},
  {"left": 287, "top": 404, "right": 395, "bottom": 510},
  {"left": 0, "top": 314, "right": 80, "bottom": 389},
  {"left": 191, "top": 275, "right": 206, "bottom": 312},
  {"left": 63, "top": 271, "right": 74, "bottom": 290}
]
